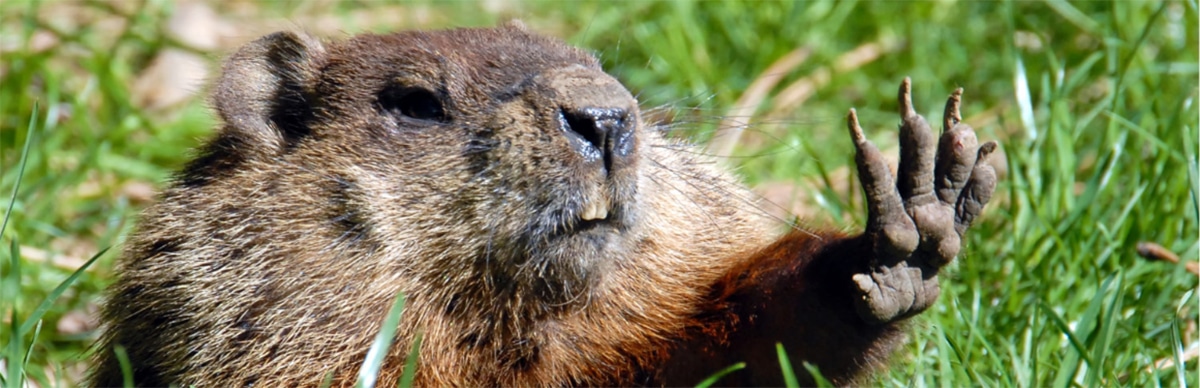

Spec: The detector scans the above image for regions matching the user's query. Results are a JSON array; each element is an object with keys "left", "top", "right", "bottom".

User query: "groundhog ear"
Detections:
[
  {"left": 212, "top": 31, "right": 326, "bottom": 153},
  {"left": 502, "top": 19, "right": 529, "bottom": 32}
]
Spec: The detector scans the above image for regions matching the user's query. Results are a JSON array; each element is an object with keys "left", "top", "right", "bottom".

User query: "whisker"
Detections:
[{"left": 644, "top": 150, "right": 817, "bottom": 238}]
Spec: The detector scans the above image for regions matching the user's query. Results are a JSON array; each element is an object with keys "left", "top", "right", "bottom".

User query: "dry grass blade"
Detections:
[
  {"left": 769, "top": 38, "right": 903, "bottom": 118},
  {"left": 707, "top": 46, "right": 811, "bottom": 158},
  {"left": 1136, "top": 241, "right": 1199, "bottom": 275}
]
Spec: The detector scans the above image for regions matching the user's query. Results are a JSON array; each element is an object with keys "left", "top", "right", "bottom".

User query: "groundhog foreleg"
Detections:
[{"left": 657, "top": 79, "right": 997, "bottom": 386}]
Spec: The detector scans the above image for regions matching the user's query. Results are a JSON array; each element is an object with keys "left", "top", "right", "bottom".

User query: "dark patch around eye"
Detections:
[{"left": 379, "top": 86, "right": 447, "bottom": 122}]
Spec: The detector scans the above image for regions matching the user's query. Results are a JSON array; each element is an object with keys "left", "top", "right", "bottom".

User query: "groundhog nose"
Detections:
[{"left": 558, "top": 106, "right": 634, "bottom": 173}]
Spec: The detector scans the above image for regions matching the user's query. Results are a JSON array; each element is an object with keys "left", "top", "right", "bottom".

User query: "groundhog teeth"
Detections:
[{"left": 581, "top": 198, "right": 610, "bottom": 221}]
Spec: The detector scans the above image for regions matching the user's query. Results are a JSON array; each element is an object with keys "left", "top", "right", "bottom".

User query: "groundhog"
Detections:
[{"left": 90, "top": 23, "right": 997, "bottom": 387}]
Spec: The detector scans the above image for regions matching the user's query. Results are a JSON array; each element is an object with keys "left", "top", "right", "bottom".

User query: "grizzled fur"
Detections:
[{"left": 91, "top": 23, "right": 996, "bottom": 387}]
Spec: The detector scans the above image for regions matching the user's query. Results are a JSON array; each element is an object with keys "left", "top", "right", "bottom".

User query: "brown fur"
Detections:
[{"left": 91, "top": 25, "right": 984, "bottom": 387}]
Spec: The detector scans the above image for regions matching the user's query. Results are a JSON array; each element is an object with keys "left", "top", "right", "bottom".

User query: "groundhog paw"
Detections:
[{"left": 845, "top": 78, "right": 997, "bottom": 324}]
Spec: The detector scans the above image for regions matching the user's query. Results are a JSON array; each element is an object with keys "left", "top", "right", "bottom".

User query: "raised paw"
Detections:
[{"left": 845, "top": 78, "right": 997, "bottom": 324}]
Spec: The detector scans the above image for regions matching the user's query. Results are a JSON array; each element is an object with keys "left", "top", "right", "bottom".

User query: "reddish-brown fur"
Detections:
[
  {"left": 659, "top": 232, "right": 903, "bottom": 386},
  {"left": 90, "top": 24, "right": 995, "bottom": 387}
]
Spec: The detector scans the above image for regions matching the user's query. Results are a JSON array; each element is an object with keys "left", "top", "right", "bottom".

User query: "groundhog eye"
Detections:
[{"left": 379, "top": 87, "right": 447, "bottom": 122}]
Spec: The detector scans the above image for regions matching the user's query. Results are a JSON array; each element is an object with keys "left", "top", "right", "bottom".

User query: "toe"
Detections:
[
  {"left": 853, "top": 273, "right": 892, "bottom": 324},
  {"left": 896, "top": 80, "right": 938, "bottom": 207},
  {"left": 934, "top": 122, "right": 980, "bottom": 204},
  {"left": 932, "top": 231, "right": 961, "bottom": 266},
  {"left": 911, "top": 277, "right": 941, "bottom": 313},
  {"left": 848, "top": 109, "right": 915, "bottom": 253},
  {"left": 955, "top": 142, "right": 998, "bottom": 234}
]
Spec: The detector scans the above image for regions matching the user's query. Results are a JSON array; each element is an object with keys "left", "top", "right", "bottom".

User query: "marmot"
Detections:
[{"left": 91, "top": 23, "right": 997, "bottom": 387}]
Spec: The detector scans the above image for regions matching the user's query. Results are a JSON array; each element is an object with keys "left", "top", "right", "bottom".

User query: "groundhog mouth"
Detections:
[
  {"left": 566, "top": 199, "right": 618, "bottom": 237},
  {"left": 550, "top": 189, "right": 630, "bottom": 240}
]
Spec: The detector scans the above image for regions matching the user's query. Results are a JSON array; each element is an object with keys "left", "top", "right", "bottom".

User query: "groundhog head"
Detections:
[{"left": 190, "top": 23, "right": 646, "bottom": 312}]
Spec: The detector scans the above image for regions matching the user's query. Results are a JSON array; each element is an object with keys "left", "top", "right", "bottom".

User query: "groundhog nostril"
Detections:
[{"left": 558, "top": 107, "right": 631, "bottom": 172}]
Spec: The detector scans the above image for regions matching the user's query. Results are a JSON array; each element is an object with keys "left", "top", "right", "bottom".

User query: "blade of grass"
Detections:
[
  {"left": 694, "top": 362, "right": 745, "bottom": 388},
  {"left": 1026, "top": 312, "right": 1039, "bottom": 387},
  {"left": 4, "top": 242, "right": 22, "bottom": 388},
  {"left": 1014, "top": 56, "right": 1038, "bottom": 140},
  {"left": 943, "top": 331, "right": 986, "bottom": 387},
  {"left": 1, "top": 102, "right": 37, "bottom": 239},
  {"left": 397, "top": 332, "right": 422, "bottom": 388},
  {"left": 1043, "top": 0, "right": 1100, "bottom": 34},
  {"left": 1114, "top": 1, "right": 1169, "bottom": 93},
  {"left": 1085, "top": 274, "right": 1123, "bottom": 387},
  {"left": 1184, "top": 120, "right": 1199, "bottom": 225},
  {"left": 0, "top": 104, "right": 36, "bottom": 388},
  {"left": 1170, "top": 315, "right": 1186, "bottom": 387},
  {"left": 1170, "top": 289, "right": 1194, "bottom": 387},
  {"left": 19, "top": 320, "right": 40, "bottom": 384},
  {"left": 18, "top": 247, "right": 108, "bottom": 336},
  {"left": 800, "top": 361, "right": 832, "bottom": 388},
  {"left": 1042, "top": 287, "right": 1104, "bottom": 387},
  {"left": 936, "top": 324, "right": 953, "bottom": 388},
  {"left": 4, "top": 309, "right": 18, "bottom": 388},
  {"left": 356, "top": 291, "right": 406, "bottom": 388},
  {"left": 958, "top": 287, "right": 1008, "bottom": 385},
  {"left": 319, "top": 371, "right": 334, "bottom": 388},
  {"left": 775, "top": 343, "right": 799, "bottom": 388},
  {"left": 114, "top": 345, "right": 133, "bottom": 388}
]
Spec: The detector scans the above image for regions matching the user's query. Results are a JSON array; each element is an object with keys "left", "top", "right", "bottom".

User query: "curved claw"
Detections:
[
  {"left": 847, "top": 108, "right": 868, "bottom": 145},
  {"left": 943, "top": 87, "right": 963, "bottom": 131},
  {"left": 899, "top": 77, "right": 917, "bottom": 120}
]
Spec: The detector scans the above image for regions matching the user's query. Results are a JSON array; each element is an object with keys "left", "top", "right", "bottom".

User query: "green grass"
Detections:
[{"left": 2, "top": 0, "right": 1197, "bottom": 386}]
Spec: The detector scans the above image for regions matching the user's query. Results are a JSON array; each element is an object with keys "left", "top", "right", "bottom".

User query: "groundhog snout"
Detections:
[
  {"left": 540, "top": 65, "right": 639, "bottom": 176},
  {"left": 557, "top": 106, "right": 633, "bottom": 174}
]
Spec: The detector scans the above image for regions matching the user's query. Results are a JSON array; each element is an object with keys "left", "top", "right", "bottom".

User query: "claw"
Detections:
[
  {"left": 978, "top": 141, "right": 998, "bottom": 159},
  {"left": 899, "top": 77, "right": 917, "bottom": 120},
  {"left": 847, "top": 108, "right": 867, "bottom": 145},
  {"left": 943, "top": 87, "right": 963, "bottom": 131}
]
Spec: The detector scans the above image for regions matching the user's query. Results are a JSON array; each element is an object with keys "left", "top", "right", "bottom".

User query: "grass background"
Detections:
[{"left": 1, "top": 0, "right": 1197, "bottom": 386}]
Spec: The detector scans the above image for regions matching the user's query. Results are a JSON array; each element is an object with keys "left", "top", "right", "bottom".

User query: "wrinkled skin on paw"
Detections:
[{"left": 846, "top": 78, "right": 998, "bottom": 324}]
